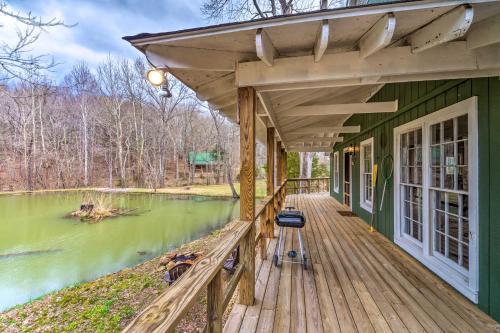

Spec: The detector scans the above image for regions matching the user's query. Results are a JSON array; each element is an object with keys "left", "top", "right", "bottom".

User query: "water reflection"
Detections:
[{"left": 0, "top": 192, "right": 238, "bottom": 310}]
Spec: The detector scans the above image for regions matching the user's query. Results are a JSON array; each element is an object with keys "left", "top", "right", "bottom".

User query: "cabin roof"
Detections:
[{"left": 124, "top": 0, "right": 500, "bottom": 151}]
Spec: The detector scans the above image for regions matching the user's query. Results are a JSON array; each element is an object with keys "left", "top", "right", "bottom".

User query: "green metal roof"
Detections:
[{"left": 188, "top": 152, "right": 218, "bottom": 165}]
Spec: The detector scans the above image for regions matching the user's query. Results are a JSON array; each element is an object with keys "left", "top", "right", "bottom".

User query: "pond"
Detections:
[{"left": 0, "top": 192, "right": 239, "bottom": 311}]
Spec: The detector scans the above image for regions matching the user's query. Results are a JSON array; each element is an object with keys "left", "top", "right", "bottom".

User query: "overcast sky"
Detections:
[{"left": 5, "top": 0, "right": 207, "bottom": 81}]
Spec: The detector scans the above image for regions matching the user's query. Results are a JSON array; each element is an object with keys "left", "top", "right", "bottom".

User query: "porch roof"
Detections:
[{"left": 124, "top": 0, "right": 500, "bottom": 152}]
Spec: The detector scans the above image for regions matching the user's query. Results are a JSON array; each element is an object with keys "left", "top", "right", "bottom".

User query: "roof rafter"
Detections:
[
  {"left": 288, "top": 147, "right": 332, "bottom": 152},
  {"left": 257, "top": 91, "right": 283, "bottom": 142},
  {"left": 467, "top": 13, "right": 500, "bottom": 49},
  {"left": 196, "top": 75, "right": 235, "bottom": 101},
  {"left": 289, "top": 126, "right": 360, "bottom": 134},
  {"left": 145, "top": 45, "right": 238, "bottom": 71},
  {"left": 281, "top": 101, "right": 398, "bottom": 117}
]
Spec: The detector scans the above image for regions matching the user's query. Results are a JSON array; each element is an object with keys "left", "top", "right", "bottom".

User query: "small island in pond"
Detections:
[{"left": 71, "top": 193, "right": 137, "bottom": 223}]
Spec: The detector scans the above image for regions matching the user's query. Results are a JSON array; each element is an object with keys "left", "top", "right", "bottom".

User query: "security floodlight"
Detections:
[
  {"left": 146, "top": 68, "right": 166, "bottom": 86},
  {"left": 158, "top": 84, "right": 172, "bottom": 98}
]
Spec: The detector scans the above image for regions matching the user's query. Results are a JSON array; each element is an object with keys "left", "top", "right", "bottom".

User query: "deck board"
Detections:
[{"left": 224, "top": 194, "right": 500, "bottom": 333}]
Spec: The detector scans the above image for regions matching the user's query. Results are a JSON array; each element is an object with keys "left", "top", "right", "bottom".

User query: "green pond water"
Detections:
[{"left": 0, "top": 192, "right": 239, "bottom": 311}]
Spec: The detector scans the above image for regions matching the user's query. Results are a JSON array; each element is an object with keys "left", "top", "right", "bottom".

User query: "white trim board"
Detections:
[
  {"left": 333, "top": 151, "right": 340, "bottom": 194},
  {"left": 393, "top": 96, "right": 479, "bottom": 303},
  {"left": 360, "top": 137, "right": 374, "bottom": 213}
]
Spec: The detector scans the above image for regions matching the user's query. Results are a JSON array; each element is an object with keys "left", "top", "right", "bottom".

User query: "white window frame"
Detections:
[
  {"left": 393, "top": 97, "right": 479, "bottom": 303},
  {"left": 359, "top": 137, "right": 374, "bottom": 212},
  {"left": 333, "top": 151, "right": 339, "bottom": 193}
]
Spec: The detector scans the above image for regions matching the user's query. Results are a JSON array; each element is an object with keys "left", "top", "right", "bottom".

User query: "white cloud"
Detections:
[{"left": 2, "top": 0, "right": 206, "bottom": 81}]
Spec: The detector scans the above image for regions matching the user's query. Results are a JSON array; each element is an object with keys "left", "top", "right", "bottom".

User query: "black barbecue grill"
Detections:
[{"left": 273, "top": 206, "right": 307, "bottom": 269}]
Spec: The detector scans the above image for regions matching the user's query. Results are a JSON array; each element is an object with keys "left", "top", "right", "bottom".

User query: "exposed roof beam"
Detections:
[
  {"left": 467, "top": 13, "right": 500, "bottom": 49},
  {"left": 273, "top": 89, "right": 334, "bottom": 113},
  {"left": 314, "top": 20, "right": 330, "bottom": 62},
  {"left": 281, "top": 101, "right": 398, "bottom": 117},
  {"left": 256, "top": 28, "right": 277, "bottom": 66},
  {"left": 289, "top": 126, "right": 360, "bottom": 135},
  {"left": 409, "top": 5, "right": 474, "bottom": 53},
  {"left": 145, "top": 45, "right": 237, "bottom": 71},
  {"left": 257, "top": 92, "right": 283, "bottom": 142},
  {"left": 280, "top": 115, "right": 350, "bottom": 132},
  {"left": 359, "top": 13, "right": 396, "bottom": 58},
  {"left": 237, "top": 42, "right": 500, "bottom": 87},
  {"left": 288, "top": 147, "right": 331, "bottom": 152},
  {"left": 196, "top": 75, "right": 235, "bottom": 101},
  {"left": 255, "top": 78, "right": 363, "bottom": 92},
  {"left": 288, "top": 138, "right": 343, "bottom": 145}
]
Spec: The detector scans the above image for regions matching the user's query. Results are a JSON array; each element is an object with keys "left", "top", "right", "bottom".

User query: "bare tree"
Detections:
[
  {"left": 0, "top": 1, "right": 73, "bottom": 81},
  {"left": 208, "top": 107, "right": 239, "bottom": 198},
  {"left": 64, "top": 62, "right": 97, "bottom": 187},
  {"left": 201, "top": 0, "right": 349, "bottom": 21}
]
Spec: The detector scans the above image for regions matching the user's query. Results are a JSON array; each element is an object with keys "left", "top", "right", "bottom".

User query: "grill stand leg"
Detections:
[
  {"left": 297, "top": 229, "right": 307, "bottom": 270},
  {"left": 273, "top": 226, "right": 284, "bottom": 267}
]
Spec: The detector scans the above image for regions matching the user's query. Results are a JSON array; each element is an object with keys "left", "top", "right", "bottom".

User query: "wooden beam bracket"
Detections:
[
  {"left": 256, "top": 28, "right": 277, "bottom": 66},
  {"left": 359, "top": 13, "right": 396, "bottom": 58},
  {"left": 409, "top": 5, "right": 474, "bottom": 53},
  {"left": 314, "top": 19, "right": 330, "bottom": 62}
]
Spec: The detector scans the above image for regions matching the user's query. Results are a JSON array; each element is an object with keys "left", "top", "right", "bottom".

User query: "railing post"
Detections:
[
  {"left": 207, "top": 270, "right": 223, "bottom": 333},
  {"left": 238, "top": 87, "right": 255, "bottom": 306},
  {"left": 281, "top": 150, "right": 287, "bottom": 204},
  {"left": 259, "top": 214, "right": 267, "bottom": 259}
]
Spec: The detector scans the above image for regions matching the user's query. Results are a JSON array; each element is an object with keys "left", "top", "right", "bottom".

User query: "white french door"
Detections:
[{"left": 394, "top": 97, "right": 478, "bottom": 303}]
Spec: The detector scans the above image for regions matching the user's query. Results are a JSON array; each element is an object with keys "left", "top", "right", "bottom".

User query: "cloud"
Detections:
[{"left": 4, "top": 0, "right": 206, "bottom": 81}]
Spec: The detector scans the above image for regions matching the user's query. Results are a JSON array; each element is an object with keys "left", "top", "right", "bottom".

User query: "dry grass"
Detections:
[
  {"left": 127, "top": 180, "right": 267, "bottom": 198},
  {"left": 0, "top": 180, "right": 267, "bottom": 198}
]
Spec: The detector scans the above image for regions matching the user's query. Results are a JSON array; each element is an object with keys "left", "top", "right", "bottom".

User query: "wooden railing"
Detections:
[
  {"left": 123, "top": 181, "right": 287, "bottom": 333},
  {"left": 286, "top": 177, "right": 330, "bottom": 194}
]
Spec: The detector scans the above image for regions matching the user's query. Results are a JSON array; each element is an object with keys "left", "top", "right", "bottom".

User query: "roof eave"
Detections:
[{"left": 122, "top": 0, "right": 483, "bottom": 46}]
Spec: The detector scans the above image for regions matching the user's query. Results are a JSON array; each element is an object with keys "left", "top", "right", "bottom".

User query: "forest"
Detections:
[
  {"left": 0, "top": 58, "right": 268, "bottom": 191},
  {"left": 0, "top": 0, "right": 337, "bottom": 192}
]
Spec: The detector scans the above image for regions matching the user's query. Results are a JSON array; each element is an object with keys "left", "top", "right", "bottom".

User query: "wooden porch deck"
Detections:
[{"left": 224, "top": 194, "right": 500, "bottom": 333}]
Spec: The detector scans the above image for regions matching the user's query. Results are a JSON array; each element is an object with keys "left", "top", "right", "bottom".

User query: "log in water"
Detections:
[{"left": 0, "top": 249, "right": 63, "bottom": 259}]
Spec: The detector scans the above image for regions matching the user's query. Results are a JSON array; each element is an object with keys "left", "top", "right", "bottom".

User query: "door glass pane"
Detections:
[
  {"left": 457, "top": 115, "right": 468, "bottom": 140},
  {"left": 431, "top": 123, "right": 441, "bottom": 144},
  {"left": 430, "top": 114, "right": 470, "bottom": 271},
  {"left": 400, "top": 128, "right": 423, "bottom": 243},
  {"left": 443, "top": 119, "right": 454, "bottom": 142}
]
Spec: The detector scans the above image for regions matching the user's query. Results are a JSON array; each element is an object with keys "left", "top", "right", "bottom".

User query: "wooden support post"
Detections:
[
  {"left": 266, "top": 128, "right": 275, "bottom": 238},
  {"left": 238, "top": 87, "right": 256, "bottom": 306},
  {"left": 276, "top": 141, "right": 283, "bottom": 211},
  {"left": 207, "top": 270, "right": 223, "bottom": 333},
  {"left": 281, "top": 150, "right": 287, "bottom": 205}
]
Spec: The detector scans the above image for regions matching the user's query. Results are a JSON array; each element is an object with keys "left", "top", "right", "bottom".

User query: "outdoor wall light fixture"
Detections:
[
  {"left": 146, "top": 67, "right": 172, "bottom": 98},
  {"left": 348, "top": 144, "right": 356, "bottom": 165},
  {"left": 347, "top": 144, "right": 355, "bottom": 156},
  {"left": 146, "top": 68, "right": 166, "bottom": 86}
]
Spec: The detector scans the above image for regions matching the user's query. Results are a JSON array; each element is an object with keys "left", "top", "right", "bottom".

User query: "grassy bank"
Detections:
[
  {"left": 0, "top": 180, "right": 267, "bottom": 198},
  {"left": 0, "top": 222, "right": 239, "bottom": 333}
]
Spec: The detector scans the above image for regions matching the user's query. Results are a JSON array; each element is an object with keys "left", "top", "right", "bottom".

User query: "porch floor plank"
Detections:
[{"left": 224, "top": 194, "right": 500, "bottom": 333}]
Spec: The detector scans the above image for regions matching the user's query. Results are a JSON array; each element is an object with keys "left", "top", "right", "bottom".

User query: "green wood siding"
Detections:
[{"left": 330, "top": 77, "right": 500, "bottom": 322}]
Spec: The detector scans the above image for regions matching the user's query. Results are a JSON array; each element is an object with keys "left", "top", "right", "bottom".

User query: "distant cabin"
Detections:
[{"left": 188, "top": 152, "right": 224, "bottom": 185}]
